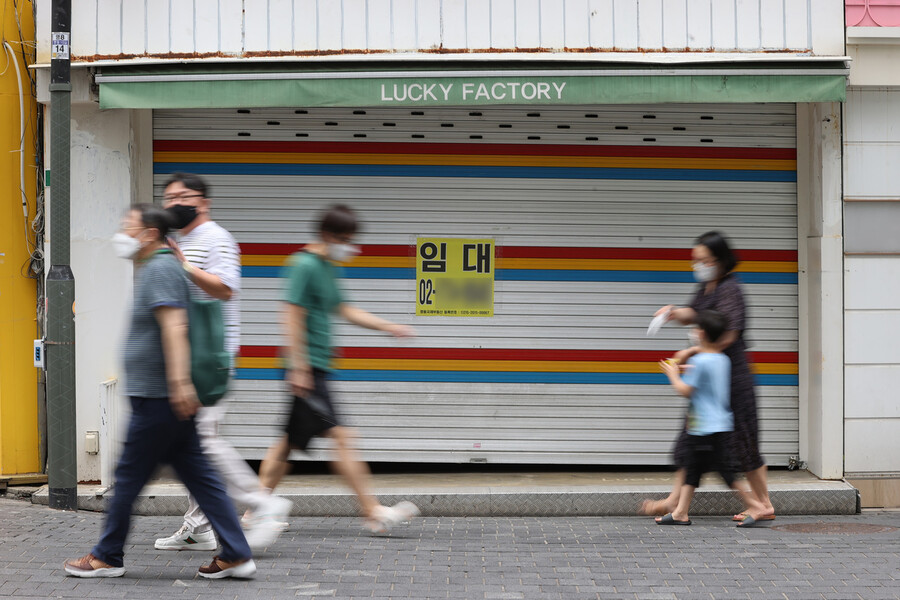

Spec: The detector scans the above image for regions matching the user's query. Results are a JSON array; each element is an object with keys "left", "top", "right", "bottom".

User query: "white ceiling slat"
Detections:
[
  {"left": 391, "top": 0, "right": 418, "bottom": 50},
  {"left": 194, "top": 0, "right": 222, "bottom": 54},
  {"left": 96, "top": 0, "right": 123, "bottom": 56},
  {"left": 170, "top": 0, "right": 196, "bottom": 53},
  {"left": 72, "top": 0, "right": 99, "bottom": 56},
  {"left": 219, "top": 0, "right": 245, "bottom": 53},
  {"left": 292, "top": 0, "right": 319, "bottom": 51},
  {"left": 366, "top": 0, "right": 394, "bottom": 50}
]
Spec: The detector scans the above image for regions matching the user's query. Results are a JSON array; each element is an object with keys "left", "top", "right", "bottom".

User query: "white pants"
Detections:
[{"left": 184, "top": 402, "right": 271, "bottom": 531}]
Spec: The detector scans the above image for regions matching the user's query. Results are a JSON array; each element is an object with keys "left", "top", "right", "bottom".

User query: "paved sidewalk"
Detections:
[{"left": 2, "top": 497, "right": 899, "bottom": 599}]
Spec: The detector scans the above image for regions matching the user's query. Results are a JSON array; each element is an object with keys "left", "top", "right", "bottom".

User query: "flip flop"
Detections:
[
  {"left": 656, "top": 513, "right": 691, "bottom": 526},
  {"left": 736, "top": 515, "right": 760, "bottom": 528},
  {"left": 733, "top": 512, "right": 776, "bottom": 522}
]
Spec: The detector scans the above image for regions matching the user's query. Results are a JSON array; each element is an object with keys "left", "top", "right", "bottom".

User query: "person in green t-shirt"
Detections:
[{"left": 258, "top": 205, "right": 419, "bottom": 534}]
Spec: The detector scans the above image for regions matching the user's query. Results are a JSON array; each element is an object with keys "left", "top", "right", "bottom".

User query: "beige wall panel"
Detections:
[
  {"left": 845, "top": 312, "right": 900, "bottom": 364},
  {"left": 845, "top": 257, "right": 900, "bottom": 310},
  {"left": 845, "top": 366, "right": 900, "bottom": 419},
  {"left": 846, "top": 420, "right": 900, "bottom": 473}
]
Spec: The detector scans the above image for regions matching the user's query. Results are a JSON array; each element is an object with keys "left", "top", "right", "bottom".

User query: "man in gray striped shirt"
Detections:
[{"left": 154, "top": 173, "right": 291, "bottom": 552}]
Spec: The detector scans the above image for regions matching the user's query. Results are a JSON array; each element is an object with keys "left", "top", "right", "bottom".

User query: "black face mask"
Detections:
[{"left": 166, "top": 204, "right": 198, "bottom": 229}]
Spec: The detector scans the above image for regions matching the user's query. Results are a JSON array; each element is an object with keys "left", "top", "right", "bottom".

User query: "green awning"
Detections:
[{"left": 96, "top": 62, "right": 847, "bottom": 109}]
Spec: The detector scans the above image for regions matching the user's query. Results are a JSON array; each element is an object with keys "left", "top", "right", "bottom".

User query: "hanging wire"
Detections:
[{"left": 4, "top": 0, "right": 45, "bottom": 337}]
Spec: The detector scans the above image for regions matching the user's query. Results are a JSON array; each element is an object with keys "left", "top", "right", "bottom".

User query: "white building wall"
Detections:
[
  {"left": 797, "top": 101, "right": 844, "bottom": 480},
  {"left": 843, "top": 87, "right": 900, "bottom": 475},
  {"left": 848, "top": 31, "right": 900, "bottom": 86},
  {"left": 36, "top": 0, "right": 846, "bottom": 63},
  {"left": 38, "top": 70, "right": 149, "bottom": 482}
]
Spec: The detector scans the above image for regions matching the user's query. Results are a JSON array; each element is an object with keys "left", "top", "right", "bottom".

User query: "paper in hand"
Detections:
[{"left": 646, "top": 308, "right": 672, "bottom": 337}]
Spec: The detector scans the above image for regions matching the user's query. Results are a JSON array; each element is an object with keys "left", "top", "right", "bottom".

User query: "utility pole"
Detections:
[{"left": 46, "top": 0, "right": 76, "bottom": 511}]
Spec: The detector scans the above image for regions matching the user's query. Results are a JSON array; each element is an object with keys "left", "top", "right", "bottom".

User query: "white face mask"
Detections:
[
  {"left": 328, "top": 243, "right": 360, "bottom": 262},
  {"left": 688, "top": 329, "right": 702, "bottom": 347},
  {"left": 692, "top": 262, "right": 717, "bottom": 283},
  {"left": 112, "top": 232, "right": 142, "bottom": 260}
]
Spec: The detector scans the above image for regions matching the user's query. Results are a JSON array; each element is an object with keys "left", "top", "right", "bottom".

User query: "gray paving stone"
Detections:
[{"left": 3, "top": 498, "right": 900, "bottom": 599}]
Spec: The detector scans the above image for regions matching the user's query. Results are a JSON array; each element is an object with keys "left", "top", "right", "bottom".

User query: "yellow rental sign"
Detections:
[{"left": 416, "top": 238, "right": 494, "bottom": 317}]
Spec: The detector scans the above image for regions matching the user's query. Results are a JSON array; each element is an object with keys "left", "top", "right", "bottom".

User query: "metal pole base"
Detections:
[
  {"left": 48, "top": 487, "right": 77, "bottom": 511},
  {"left": 46, "top": 265, "right": 76, "bottom": 512}
]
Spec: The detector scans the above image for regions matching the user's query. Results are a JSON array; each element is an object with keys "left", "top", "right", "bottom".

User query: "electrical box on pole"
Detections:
[{"left": 46, "top": 0, "right": 77, "bottom": 511}]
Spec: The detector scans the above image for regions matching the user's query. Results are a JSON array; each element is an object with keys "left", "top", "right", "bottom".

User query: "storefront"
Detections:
[{"left": 95, "top": 62, "right": 845, "bottom": 466}]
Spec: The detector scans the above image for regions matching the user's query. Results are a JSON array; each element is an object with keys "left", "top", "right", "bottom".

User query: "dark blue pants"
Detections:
[{"left": 92, "top": 397, "right": 251, "bottom": 567}]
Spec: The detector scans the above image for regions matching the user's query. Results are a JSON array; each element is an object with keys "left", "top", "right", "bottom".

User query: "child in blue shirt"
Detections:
[{"left": 656, "top": 309, "right": 756, "bottom": 526}]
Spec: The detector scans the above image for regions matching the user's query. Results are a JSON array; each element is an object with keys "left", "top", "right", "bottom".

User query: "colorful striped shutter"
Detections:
[{"left": 153, "top": 104, "right": 799, "bottom": 466}]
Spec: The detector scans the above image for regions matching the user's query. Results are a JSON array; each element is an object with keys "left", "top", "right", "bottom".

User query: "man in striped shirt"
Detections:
[{"left": 154, "top": 173, "right": 291, "bottom": 552}]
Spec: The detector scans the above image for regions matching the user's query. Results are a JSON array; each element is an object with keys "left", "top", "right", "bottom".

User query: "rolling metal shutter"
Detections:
[{"left": 153, "top": 103, "right": 799, "bottom": 466}]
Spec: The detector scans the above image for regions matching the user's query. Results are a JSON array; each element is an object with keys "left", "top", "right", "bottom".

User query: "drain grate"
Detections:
[{"left": 772, "top": 522, "right": 896, "bottom": 534}]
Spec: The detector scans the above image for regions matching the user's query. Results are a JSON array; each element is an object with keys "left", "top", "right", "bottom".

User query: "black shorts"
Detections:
[
  {"left": 285, "top": 369, "right": 341, "bottom": 451},
  {"left": 683, "top": 432, "right": 736, "bottom": 488}
]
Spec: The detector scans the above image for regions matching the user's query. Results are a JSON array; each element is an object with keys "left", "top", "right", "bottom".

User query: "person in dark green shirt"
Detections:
[{"left": 258, "top": 205, "right": 420, "bottom": 534}]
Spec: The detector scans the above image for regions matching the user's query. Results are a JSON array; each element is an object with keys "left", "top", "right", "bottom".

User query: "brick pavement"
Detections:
[{"left": 1, "top": 497, "right": 899, "bottom": 599}]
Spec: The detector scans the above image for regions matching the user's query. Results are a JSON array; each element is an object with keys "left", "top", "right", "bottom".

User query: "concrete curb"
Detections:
[{"left": 29, "top": 478, "right": 859, "bottom": 517}]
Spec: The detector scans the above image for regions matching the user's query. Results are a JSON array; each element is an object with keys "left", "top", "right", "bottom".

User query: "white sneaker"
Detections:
[
  {"left": 391, "top": 501, "right": 421, "bottom": 523},
  {"left": 364, "top": 501, "right": 420, "bottom": 535},
  {"left": 154, "top": 523, "right": 217, "bottom": 551},
  {"left": 244, "top": 496, "right": 292, "bottom": 550},
  {"left": 241, "top": 509, "right": 288, "bottom": 530}
]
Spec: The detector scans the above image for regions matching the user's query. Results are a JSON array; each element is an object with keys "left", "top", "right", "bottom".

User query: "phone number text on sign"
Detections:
[{"left": 416, "top": 238, "right": 494, "bottom": 317}]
